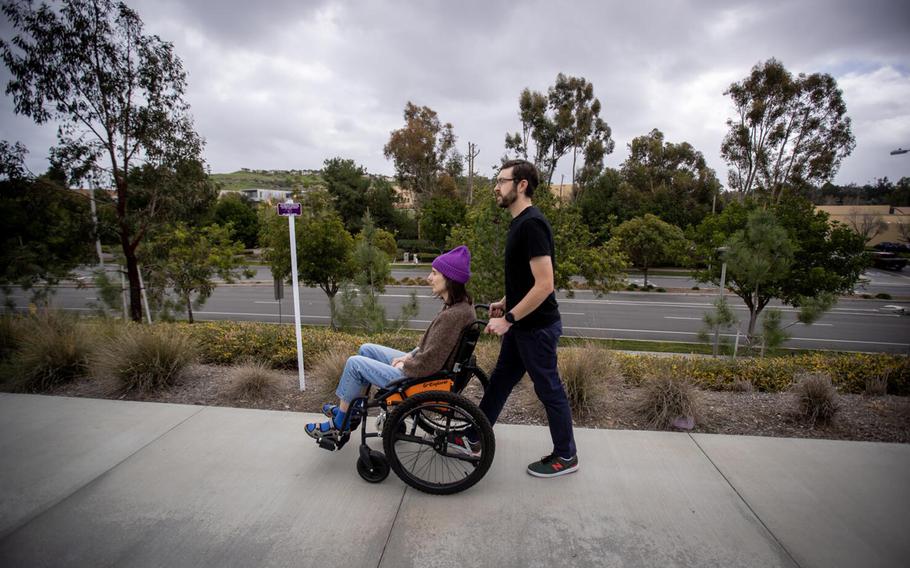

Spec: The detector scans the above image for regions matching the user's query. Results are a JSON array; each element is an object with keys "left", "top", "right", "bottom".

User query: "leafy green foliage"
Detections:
[
  {"left": 0, "top": 146, "right": 95, "bottom": 302},
  {"left": 384, "top": 102, "right": 457, "bottom": 204},
  {"left": 259, "top": 202, "right": 355, "bottom": 327},
  {"left": 420, "top": 194, "right": 466, "bottom": 250},
  {"left": 721, "top": 58, "right": 855, "bottom": 201},
  {"left": 447, "top": 183, "right": 510, "bottom": 303},
  {"left": 142, "top": 223, "right": 251, "bottom": 323},
  {"left": 612, "top": 214, "right": 689, "bottom": 286},
  {"left": 504, "top": 73, "right": 614, "bottom": 187},
  {"left": 335, "top": 212, "right": 418, "bottom": 333},
  {"left": 213, "top": 193, "right": 260, "bottom": 248},
  {"left": 694, "top": 196, "right": 866, "bottom": 342},
  {"left": 1, "top": 0, "right": 206, "bottom": 321},
  {"left": 698, "top": 297, "right": 738, "bottom": 354}
]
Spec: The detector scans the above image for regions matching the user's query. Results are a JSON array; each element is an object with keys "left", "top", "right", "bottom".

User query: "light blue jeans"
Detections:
[{"left": 335, "top": 343, "right": 408, "bottom": 403}]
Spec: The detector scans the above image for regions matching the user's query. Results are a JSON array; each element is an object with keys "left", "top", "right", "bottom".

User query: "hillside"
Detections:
[{"left": 211, "top": 169, "right": 323, "bottom": 191}]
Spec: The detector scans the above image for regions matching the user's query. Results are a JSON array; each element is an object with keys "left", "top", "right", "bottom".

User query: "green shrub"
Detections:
[
  {"left": 691, "top": 286, "right": 700, "bottom": 290},
  {"left": 93, "top": 325, "right": 197, "bottom": 392},
  {"left": 874, "top": 293, "right": 892, "bottom": 300},
  {"left": 861, "top": 294, "right": 872, "bottom": 299},
  {"left": 4, "top": 312, "right": 90, "bottom": 391},
  {"left": 656, "top": 287, "right": 667, "bottom": 293},
  {"left": 792, "top": 372, "right": 839, "bottom": 426}
]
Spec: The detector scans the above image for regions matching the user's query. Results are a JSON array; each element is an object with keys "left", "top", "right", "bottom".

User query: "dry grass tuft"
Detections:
[
  {"left": 864, "top": 373, "right": 888, "bottom": 397},
  {"left": 226, "top": 360, "right": 283, "bottom": 400},
  {"left": 729, "top": 378, "right": 755, "bottom": 393},
  {"left": 559, "top": 343, "right": 621, "bottom": 416},
  {"left": 93, "top": 325, "right": 197, "bottom": 393},
  {"left": 3, "top": 312, "right": 90, "bottom": 391},
  {"left": 308, "top": 347, "right": 351, "bottom": 400},
  {"left": 793, "top": 372, "right": 840, "bottom": 426},
  {"left": 634, "top": 372, "right": 701, "bottom": 430}
]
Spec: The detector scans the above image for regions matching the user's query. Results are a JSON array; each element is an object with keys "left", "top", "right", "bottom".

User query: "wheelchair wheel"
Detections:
[
  {"left": 357, "top": 450, "right": 390, "bottom": 483},
  {"left": 417, "top": 367, "right": 488, "bottom": 435},
  {"left": 383, "top": 391, "right": 494, "bottom": 495}
]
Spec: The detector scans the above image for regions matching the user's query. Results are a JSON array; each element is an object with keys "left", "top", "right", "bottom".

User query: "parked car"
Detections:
[
  {"left": 870, "top": 251, "right": 907, "bottom": 271},
  {"left": 873, "top": 242, "right": 910, "bottom": 253}
]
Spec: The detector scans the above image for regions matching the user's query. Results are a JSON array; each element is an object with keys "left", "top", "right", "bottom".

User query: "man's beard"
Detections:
[{"left": 496, "top": 187, "right": 517, "bottom": 208}]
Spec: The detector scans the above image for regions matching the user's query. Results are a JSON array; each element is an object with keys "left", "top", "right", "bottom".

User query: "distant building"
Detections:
[
  {"left": 817, "top": 205, "right": 908, "bottom": 245},
  {"left": 219, "top": 188, "right": 293, "bottom": 203}
]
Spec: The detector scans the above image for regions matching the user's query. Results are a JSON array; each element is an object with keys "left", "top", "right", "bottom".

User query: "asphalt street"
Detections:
[{"left": 7, "top": 278, "right": 910, "bottom": 354}]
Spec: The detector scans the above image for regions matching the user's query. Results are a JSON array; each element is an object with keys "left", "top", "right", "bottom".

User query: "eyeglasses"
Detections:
[{"left": 494, "top": 177, "right": 517, "bottom": 187}]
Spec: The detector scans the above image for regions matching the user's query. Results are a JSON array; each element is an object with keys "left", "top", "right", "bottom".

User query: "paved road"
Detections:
[
  {"left": 1, "top": 394, "right": 908, "bottom": 567},
  {"left": 7, "top": 282, "right": 910, "bottom": 354},
  {"left": 215, "top": 265, "right": 910, "bottom": 298}
]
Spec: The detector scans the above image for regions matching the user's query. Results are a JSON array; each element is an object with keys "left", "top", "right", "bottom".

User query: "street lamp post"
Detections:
[{"left": 713, "top": 246, "right": 729, "bottom": 357}]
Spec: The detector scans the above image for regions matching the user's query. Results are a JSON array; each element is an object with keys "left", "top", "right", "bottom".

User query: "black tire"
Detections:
[
  {"left": 383, "top": 391, "right": 494, "bottom": 495},
  {"left": 357, "top": 450, "right": 390, "bottom": 483}
]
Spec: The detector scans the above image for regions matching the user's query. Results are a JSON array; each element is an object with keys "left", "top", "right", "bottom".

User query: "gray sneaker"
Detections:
[{"left": 527, "top": 453, "right": 579, "bottom": 477}]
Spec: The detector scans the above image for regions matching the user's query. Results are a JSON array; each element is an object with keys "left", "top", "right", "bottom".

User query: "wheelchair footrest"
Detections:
[{"left": 315, "top": 432, "right": 351, "bottom": 452}]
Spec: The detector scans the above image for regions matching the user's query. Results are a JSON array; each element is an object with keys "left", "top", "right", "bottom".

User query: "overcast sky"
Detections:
[{"left": 2, "top": 0, "right": 909, "bottom": 188}]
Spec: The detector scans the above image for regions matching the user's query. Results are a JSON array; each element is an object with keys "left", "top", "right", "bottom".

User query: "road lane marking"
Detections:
[
  {"left": 253, "top": 301, "right": 279, "bottom": 304},
  {"left": 561, "top": 312, "right": 585, "bottom": 315},
  {"left": 664, "top": 316, "right": 701, "bottom": 320}
]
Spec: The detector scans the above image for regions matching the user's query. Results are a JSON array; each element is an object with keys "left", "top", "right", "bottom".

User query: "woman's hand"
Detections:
[{"left": 391, "top": 354, "right": 410, "bottom": 368}]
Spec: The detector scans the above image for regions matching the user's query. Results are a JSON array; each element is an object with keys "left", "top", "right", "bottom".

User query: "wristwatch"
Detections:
[{"left": 504, "top": 312, "right": 516, "bottom": 324}]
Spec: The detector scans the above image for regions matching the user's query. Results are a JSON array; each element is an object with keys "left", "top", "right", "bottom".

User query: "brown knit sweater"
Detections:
[{"left": 401, "top": 299, "right": 475, "bottom": 378}]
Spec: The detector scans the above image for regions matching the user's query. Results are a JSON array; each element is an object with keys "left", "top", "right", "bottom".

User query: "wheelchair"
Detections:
[{"left": 309, "top": 306, "right": 494, "bottom": 495}]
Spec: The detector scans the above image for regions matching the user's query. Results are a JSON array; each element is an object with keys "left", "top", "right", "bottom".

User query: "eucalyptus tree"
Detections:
[
  {"left": 1, "top": 0, "right": 204, "bottom": 321},
  {"left": 721, "top": 58, "right": 855, "bottom": 202}
]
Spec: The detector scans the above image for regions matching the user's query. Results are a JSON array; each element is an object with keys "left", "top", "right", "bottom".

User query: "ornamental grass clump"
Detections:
[
  {"left": 559, "top": 343, "right": 619, "bottom": 416},
  {"left": 4, "top": 312, "right": 90, "bottom": 392},
  {"left": 309, "top": 348, "right": 351, "bottom": 400},
  {"left": 226, "top": 360, "right": 283, "bottom": 400},
  {"left": 793, "top": 372, "right": 840, "bottom": 426},
  {"left": 94, "top": 325, "right": 196, "bottom": 393},
  {"left": 634, "top": 371, "right": 701, "bottom": 430}
]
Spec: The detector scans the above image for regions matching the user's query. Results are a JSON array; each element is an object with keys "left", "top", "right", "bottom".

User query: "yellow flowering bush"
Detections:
[
  {"left": 169, "top": 322, "right": 422, "bottom": 369},
  {"left": 617, "top": 352, "right": 909, "bottom": 394},
  {"left": 163, "top": 322, "right": 909, "bottom": 395}
]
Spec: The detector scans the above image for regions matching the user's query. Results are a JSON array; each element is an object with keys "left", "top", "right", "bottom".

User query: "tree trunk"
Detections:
[
  {"left": 643, "top": 266, "right": 649, "bottom": 287},
  {"left": 123, "top": 241, "right": 142, "bottom": 322},
  {"left": 328, "top": 293, "right": 337, "bottom": 331},
  {"left": 746, "top": 285, "right": 761, "bottom": 341},
  {"left": 186, "top": 295, "right": 194, "bottom": 324}
]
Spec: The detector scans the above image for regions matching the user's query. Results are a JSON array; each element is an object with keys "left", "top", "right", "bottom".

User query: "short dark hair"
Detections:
[
  {"left": 500, "top": 159, "right": 539, "bottom": 198},
  {"left": 444, "top": 276, "right": 472, "bottom": 306}
]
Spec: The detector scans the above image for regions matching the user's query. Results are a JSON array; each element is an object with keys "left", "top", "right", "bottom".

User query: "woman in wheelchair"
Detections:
[{"left": 305, "top": 245, "right": 475, "bottom": 440}]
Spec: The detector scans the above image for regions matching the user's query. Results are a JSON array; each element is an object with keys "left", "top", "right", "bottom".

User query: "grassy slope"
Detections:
[{"left": 212, "top": 170, "right": 323, "bottom": 191}]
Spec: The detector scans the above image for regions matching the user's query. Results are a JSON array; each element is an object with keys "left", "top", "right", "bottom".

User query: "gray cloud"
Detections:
[{"left": 2, "top": 0, "right": 908, "bottom": 186}]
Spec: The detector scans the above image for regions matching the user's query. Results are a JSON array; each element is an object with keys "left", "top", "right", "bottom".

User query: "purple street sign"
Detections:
[{"left": 277, "top": 203, "right": 302, "bottom": 216}]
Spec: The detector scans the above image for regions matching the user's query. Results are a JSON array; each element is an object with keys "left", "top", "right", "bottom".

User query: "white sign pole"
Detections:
[{"left": 287, "top": 212, "right": 306, "bottom": 390}]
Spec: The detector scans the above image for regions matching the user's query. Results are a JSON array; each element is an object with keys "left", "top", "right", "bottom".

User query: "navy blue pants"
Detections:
[{"left": 479, "top": 320, "right": 577, "bottom": 458}]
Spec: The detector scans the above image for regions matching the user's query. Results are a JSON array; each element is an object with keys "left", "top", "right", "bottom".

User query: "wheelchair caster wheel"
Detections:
[{"left": 357, "top": 450, "right": 390, "bottom": 483}]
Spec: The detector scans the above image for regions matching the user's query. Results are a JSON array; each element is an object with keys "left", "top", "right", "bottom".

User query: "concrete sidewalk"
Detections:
[{"left": 0, "top": 393, "right": 907, "bottom": 568}]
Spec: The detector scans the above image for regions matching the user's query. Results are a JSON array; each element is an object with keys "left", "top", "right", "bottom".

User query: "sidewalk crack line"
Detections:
[
  {"left": 376, "top": 486, "right": 407, "bottom": 568},
  {"left": 688, "top": 433, "right": 803, "bottom": 568}
]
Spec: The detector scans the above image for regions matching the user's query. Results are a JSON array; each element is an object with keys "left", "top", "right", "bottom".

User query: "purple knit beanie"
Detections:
[{"left": 432, "top": 245, "right": 471, "bottom": 284}]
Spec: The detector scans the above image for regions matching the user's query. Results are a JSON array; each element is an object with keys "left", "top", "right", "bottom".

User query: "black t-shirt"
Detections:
[{"left": 504, "top": 206, "right": 560, "bottom": 329}]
